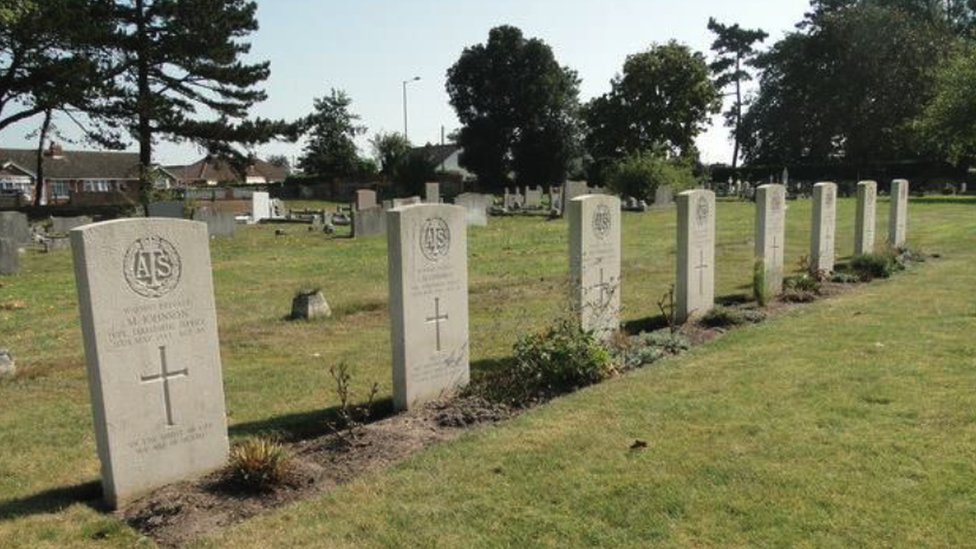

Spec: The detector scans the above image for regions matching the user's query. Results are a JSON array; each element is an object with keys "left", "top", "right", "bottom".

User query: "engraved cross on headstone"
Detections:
[
  {"left": 426, "top": 297, "right": 449, "bottom": 352},
  {"left": 695, "top": 249, "right": 709, "bottom": 294},
  {"left": 140, "top": 346, "right": 189, "bottom": 427},
  {"left": 771, "top": 235, "right": 781, "bottom": 256}
]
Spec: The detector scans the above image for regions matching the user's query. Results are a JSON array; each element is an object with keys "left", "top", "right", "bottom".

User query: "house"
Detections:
[
  {"left": 164, "top": 155, "right": 289, "bottom": 187},
  {"left": 412, "top": 144, "right": 474, "bottom": 180},
  {"left": 0, "top": 143, "right": 154, "bottom": 206}
]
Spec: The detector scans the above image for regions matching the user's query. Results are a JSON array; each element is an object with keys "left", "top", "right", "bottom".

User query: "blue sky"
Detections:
[{"left": 1, "top": 0, "right": 810, "bottom": 166}]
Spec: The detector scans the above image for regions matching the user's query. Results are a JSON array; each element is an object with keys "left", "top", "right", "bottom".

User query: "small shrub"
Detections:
[
  {"left": 830, "top": 271, "right": 860, "bottom": 284},
  {"left": 700, "top": 306, "right": 746, "bottom": 328},
  {"left": 657, "top": 285, "right": 680, "bottom": 334},
  {"left": 640, "top": 331, "right": 691, "bottom": 354},
  {"left": 328, "top": 362, "right": 379, "bottom": 443},
  {"left": 850, "top": 250, "right": 901, "bottom": 281},
  {"left": 752, "top": 259, "right": 768, "bottom": 307},
  {"left": 511, "top": 318, "right": 614, "bottom": 400},
  {"left": 228, "top": 435, "right": 292, "bottom": 491}
]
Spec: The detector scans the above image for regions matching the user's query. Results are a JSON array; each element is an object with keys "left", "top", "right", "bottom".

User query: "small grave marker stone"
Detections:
[
  {"left": 425, "top": 182, "right": 441, "bottom": 204},
  {"left": 810, "top": 182, "right": 838, "bottom": 273},
  {"left": 0, "top": 237, "right": 17, "bottom": 275},
  {"left": 889, "top": 179, "right": 909, "bottom": 247},
  {"left": 355, "top": 189, "right": 378, "bottom": 211},
  {"left": 855, "top": 181, "right": 877, "bottom": 255},
  {"left": 755, "top": 184, "right": 787, "bottom": 296}
]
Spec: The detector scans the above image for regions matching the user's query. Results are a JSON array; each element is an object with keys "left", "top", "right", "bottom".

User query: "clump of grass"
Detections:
[
  {"left": 228, "top": 435, "right": 292, "bottom": 492},
  {"left": 700, "top": 306, "right": 746, "bottom": 329},
  {"left": 850, "top": 250, "right": 902, "bottom": 281},
  {"left": 614, "top": 330, "right": 692, "bottom": 371}
]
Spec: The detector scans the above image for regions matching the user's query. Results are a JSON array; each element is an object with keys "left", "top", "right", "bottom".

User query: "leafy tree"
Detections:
[
  {"left": 916, "top": 43, "right": 976, "bottom": 164},
  {"left": 298, "top": 88, "right": 366, "bottom": 178},
  {"left": 583, "top": 42, "right": 720, "bottom": 182},
  {"left": 740, "top": 2, "right": 953, "bottom": 166},
  {"left": 605, "top": 150, "right": 698, "bottom": 202},
  {"left": 101, "top": 0, "right": 294, "bottom": 176},
  {"left": 446, "top": 25, "right": 581, "bottom": 189},
  {"left": 369, "top": 131, "right": 412, "bottom": 176},
  {"left": 707, "top": 18, "right": 768, "bottom": 169}
]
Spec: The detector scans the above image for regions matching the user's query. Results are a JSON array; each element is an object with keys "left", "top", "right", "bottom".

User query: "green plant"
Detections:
[
  {"left": 752, "top": 259, "right": 768, "bottom": 307},
  {"left": 509, "top": 318, "right": 614, "bottom": 402},
  {"left": 657, "top": 285, "right": 680, "bottom": 334},
  {"left": 228, "top": 435, "right": 292, "bottom": 491},
  {"left": 700, "top": 306, "right": 746, "bottom": 328},
  {"left": 328, "top": 362, "right": 379, "bottom": 443},
  {"left": 641, "top": 331, "right": 691, "bottom": 355},
  {"left": 605, "top": 149, "right": 698, "bottom": 202},
  {"left": 850, "top": 250, "right": 901, "bottom": 281}
]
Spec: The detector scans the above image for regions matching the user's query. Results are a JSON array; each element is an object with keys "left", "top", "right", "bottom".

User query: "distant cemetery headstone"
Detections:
[
  {"left": 355, "top": 189, "right": 378, "bottom": 211},
  {"left": 755, "top": 184, "right": 787, "bottom": 296},
  {"left": 549, "top": 186, "right": 563, "bottom": 212},
  {"left": 51, "top": 216, "right": 93, "bottom": 233},
  {"left": 676, "top": 190, "right": 716, "bottom": 322},
  {"left": 0, "top": 211, "right": 30, "bottom": 248},
  {"left": 386, "top": 204, "right": 469, "bottom": 410},
  {"left": 453, "top": 193, "right": 490, "bottom": 227},
  {"left": 810, "top": 182, "right": 838, "bottom": 273},
  {"left": 252, "top": 192, "right": 272, "bottom": 223},
  {"left": 562, "top": 181, "right": 589, "bottom": 210},
  {"left": 569, "top": 194, "right": 621, "bottom": 340},
  {"left": 855, "top": 181, "right": 877, "bottom": 255},
  {"left": 425, "top": 182, "right": 441, "bottom": 204},
  {"left": 69, "top": 219, "right": 229, "bottom": 508},
  {"left": 524, "top": 186, "right": 543, "bottom": 210},
  {"left": 503, "top": 188, "right": 522, "bottom": 210},
  {"left": 889, "top": 179, "right": 909, "bottom": 247},
  {"left": 0, "top": 237, "right": 18, "bottom": 275},
  {"left": 352, "top": 207, "right": 387, "bottom": 237},
  {"left": 192, "top": 208, "right": 236, "bottom": 237},
  {"left": 654, "top": 185, "right": 675, "bottom": 208},
  {"left": 42, "top": 236, "right": 71, "bottom": 253},
  {"left": 393, "top": 196, "right": 422, "bottom": 208},
  {"left": 148, "top": 202, "right": 185, "bottom": 219}
]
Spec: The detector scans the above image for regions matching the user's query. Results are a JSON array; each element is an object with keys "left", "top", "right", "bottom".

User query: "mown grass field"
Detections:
[{"left": 1, "top": 196, "right": 974, "bottom": 548}]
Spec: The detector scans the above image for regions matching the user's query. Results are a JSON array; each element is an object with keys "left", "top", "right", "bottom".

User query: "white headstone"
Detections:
[
  {"left": 524, "top": 187, "right": 543, "bottom": 210},
  {"left": 549, "top": 186, "right": 563, "bottom": 212},
  {"left": 425, "top": 182, "right": 441, "bottom": 204},
  {"left": 855, "top": 181, "right": 877, "bottom": 255},
  {"left": 569, "top": 195, "right": 621, "bottom": 340},
  {"left": 0, "top": 211, "right": 30, "bottom": 248},
  {"left": 676, "top": 190, "right": 715, "bottom": 322},
  {"left": 387, "top": 204, "right": 469, "bottom": 411},
  {"left": 70, "top": 219, "right": 229, "bottom": 508},
  {"left": 810, "top": 182, "right": 838, "bottom": 273},
  {"left": 755, "top": 185, "right": 787, "bottom": 296},
  {"left": 562, "top": 181, "right": 589, "bottom": 215},
  {"left": 453, "top": 193, "right": 490, "bottom": 227},
  {"left": 888, "top": 179, "right": 909, "bottom": 247},
  {"left": 251, "top": 192, "right": 271, "bottom": 223}
]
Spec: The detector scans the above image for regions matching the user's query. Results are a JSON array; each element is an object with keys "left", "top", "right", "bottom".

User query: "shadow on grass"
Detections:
[
  {"left": 229, "top": 398, "right": 397, "bottom": 443},
  {"left": 0, "top": 480, "right": 105, "bottom": 522}
]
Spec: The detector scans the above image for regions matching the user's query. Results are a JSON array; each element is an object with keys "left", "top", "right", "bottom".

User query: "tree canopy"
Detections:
[
  {"left": 446, "top": 25, "right": 581, "bottom": 189},
  {"left": 583, "top": 41, "right": 720, "bottom": 181},
  {"left": 298, "top": 89, "right": 366, "bottom": 178},
  {"left": 916, "top": 43, "right": 976, "bottom": 164}
]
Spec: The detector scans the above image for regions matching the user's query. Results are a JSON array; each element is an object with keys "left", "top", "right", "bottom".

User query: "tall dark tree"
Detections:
[
  {"left": 583, "top": 41, "right": 720, "bottom": 182},
  {"left": 707, "top": 18, "right": 768, "bottom": 169},
  {"left": 740, "top": 2, "right": 953, "bottom": 166},
  {"left": 298, "top": 89, "right": 366, "bottom": 178},
  {"left": 369, "top": 131, "right": 412, "bottom": 176},
  {"left": 446, "top": 25, "right": 581, "bottom": 189},
  {"left": 103, "top": 0, "right": 294, "bottom": 177}
]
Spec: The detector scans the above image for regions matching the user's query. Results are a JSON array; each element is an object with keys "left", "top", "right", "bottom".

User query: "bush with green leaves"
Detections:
[
  {"left": 701, "top": 306, "right": 746, "bottom": 328},
  {"left": 850, "top": 249, "right": 904, "bottom": 281},
  {"left": 605, "top": 150, "right": 698, "bottom": 202},
  {"left": 502, "top": 318, "right": 614, "bottom": 403},
  {"left": 615, "top": 330, "right": 691, "bottom": 371}
]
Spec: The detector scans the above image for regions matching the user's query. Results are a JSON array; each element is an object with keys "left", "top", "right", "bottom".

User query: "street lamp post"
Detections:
[{"left": 402, "top": 76, "right": 421, "bottom": 140}]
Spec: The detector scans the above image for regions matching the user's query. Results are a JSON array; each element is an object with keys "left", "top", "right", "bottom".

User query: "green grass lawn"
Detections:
[{"left": 1, "top": 196, "right": 975, "bottom": 548}]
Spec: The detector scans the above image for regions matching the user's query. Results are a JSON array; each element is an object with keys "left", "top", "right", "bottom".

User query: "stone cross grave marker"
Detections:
[
  {"left": 889, "top": 179, "right": 909, "bottom": 247},
  {"left": 855, "top": 181, "right": 877, "bottom": 255},
  {"left": 756, "top": 184, "right": 787, "bottom": 296},
  {"left": 355, "top": 189, "right": 378, "bottom": 211},
  {"left": 387, "top": 204, "right": 469, "bottom": 410},
  {"left": 70, "top": 218, "right": 229, "bottom": 508},
  {"left": 676, "top": 190, "right": 716, "bottom": 322},
  {"left": 425, "top": 182, "right": 441, "bottom": 204},
  {"left": 569, "top": 195, "right": 621, "bottom": 340},
  {"left": 810, "top": 182, "right": 838, "bottom": 273}
]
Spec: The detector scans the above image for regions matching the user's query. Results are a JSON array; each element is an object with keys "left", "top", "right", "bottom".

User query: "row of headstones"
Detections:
[
  {"left": 147, "top": 191, "right": 276, "bottom": 235},
  {"left": 65, "top": 179, "right": 910, "bottom": 508},
  {"left": 0, "top": 213, "right": 98, "bottom": 273}
]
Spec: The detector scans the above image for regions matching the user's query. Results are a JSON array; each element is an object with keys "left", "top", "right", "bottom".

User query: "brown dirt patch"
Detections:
[{"left": 119, "top": 396, "right": 512, "bottom": 548}]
